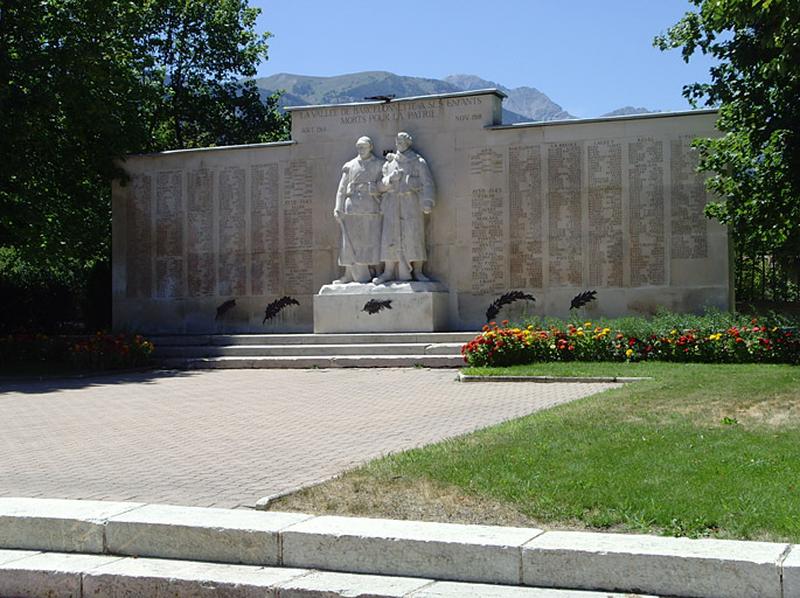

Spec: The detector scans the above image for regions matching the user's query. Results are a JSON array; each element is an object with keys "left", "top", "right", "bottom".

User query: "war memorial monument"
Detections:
[{"left": 112, "top": 89, "right": 729, "bottom": 333}]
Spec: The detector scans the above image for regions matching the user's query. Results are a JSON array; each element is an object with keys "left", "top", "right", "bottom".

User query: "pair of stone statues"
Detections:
[{"left": 334, "top": 132, "right": 435, "bottom": 284}]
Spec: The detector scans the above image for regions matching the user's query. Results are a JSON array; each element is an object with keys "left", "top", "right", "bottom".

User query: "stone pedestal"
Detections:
[{"left": 313, "top": 281, "right": 448, "bottom": 333}]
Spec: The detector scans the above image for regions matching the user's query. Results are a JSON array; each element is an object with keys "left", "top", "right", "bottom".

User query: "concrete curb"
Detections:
[
  {"left": 0, "top": 498, "right": 797, "bottom": 597},
  {"left": 254, "top": 477, "right": 335, "bottom": 511},
  {"left": 0, "top": 549, "right": 653, "bottom": 597},
  {"left": 457, "top": 373, "right": 651, "bottom": 383}
]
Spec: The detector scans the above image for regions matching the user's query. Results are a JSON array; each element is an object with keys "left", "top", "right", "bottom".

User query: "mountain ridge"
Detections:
[{"left": 253, "top": 70, "right": 652, "bottom": 123}]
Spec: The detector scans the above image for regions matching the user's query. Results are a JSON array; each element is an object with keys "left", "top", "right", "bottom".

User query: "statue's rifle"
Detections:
[{"left": 337, "top": 213, "right": 357, "bottom": 260}]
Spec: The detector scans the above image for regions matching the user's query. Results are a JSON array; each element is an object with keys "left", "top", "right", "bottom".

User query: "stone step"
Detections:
[
  {"left": 159, "top": 354, "right": 464, "bottom": 369},
  {"left": 0, "top": 498, "right": 790, "bottom": 598},
  {"left": 0, "top": 549, "right": 653, "bottom": 598},
  {"left": 149, "top": 331, "right": 477, "bottom": 347},
  {"left": 155, "top": 342, "right": 464, "bottom": 358}
]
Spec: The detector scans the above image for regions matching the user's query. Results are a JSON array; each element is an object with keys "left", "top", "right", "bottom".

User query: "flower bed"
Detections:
[
  {"left": 461, "top": 313, "right": 800, "bottom": 367},
  {"left": 0, "top": 332, "right": 154, "bottom": 371},
  {"left": 68, "top": 332, "right": 154, "bottom": 369}
]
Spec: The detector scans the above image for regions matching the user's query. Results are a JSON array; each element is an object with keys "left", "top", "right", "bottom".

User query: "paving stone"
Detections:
[
  {"left": 0, "top": 551, "right": 121, "bottom": 598},
  {"left": 0, "top": 497, "right": 142, "bottom": 553},
  {"left": 282, "top": 515, "right": 543, "bottom": 585},
  {"left": 0, "top": 370, "right": 617, "bottom": 508},
  {"left": 783, "top": 545, "right": 800, "bottom": 598},
  {"left": 522, "top": 531, "right": 786, "bottom": 598},
  {"left": 83, "top": 556, "right": 310, "bottom": 597},
  {"left": 275, "top": 570, "right": 432, "bottom": 597},
  {"left": 409, "top": 581, "right": 657, "bottom": 597},
  {"left": 105, "top": 503, "right": 313, "bottom": 565}
]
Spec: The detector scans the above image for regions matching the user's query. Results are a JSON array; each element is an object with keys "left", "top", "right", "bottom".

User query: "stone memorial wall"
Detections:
[{"left": 112, "top": 89, "right": 729, "bottom": 333}]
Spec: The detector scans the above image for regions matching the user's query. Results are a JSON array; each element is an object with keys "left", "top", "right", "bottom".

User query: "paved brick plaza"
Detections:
[{"left": 0, "top": 370, "right": 618, "bottom": 508}]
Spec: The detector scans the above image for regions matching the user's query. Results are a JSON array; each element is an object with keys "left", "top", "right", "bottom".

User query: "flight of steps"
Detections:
[{"left": 152, "top": 331, "right": 477, "bottom": 369}]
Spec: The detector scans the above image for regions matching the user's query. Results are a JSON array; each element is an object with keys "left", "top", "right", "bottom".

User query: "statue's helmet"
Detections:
[{"left": 355, "top": 136, "right": 373, "bottom": 149}]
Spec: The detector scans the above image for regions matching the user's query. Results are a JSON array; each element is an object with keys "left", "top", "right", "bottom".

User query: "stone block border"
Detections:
[
  {"left": 0, "top": 549, "right": 653, "bottom": 597},
  {"left": 457, "top": 373, "right": 651, "bottom": 383},
  {"left": 0, "top": 498, "right": 798, "bottom": 598}
]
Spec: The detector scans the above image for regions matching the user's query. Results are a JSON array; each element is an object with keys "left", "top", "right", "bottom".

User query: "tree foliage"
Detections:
[
  {"left": 0, "top": 0, "right": 287, "bottom": 269},
  {"left": 656, "top": 0, "right": 800, "bottom": 255}
]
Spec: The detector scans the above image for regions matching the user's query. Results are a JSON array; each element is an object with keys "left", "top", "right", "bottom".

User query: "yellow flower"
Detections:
[
  {"left": 670, "top": 329, "right": 678, "bottom": 336},
  {"left": 584, "top": 321, "right": 592, "bottom": 328},
  {"left": 576, "top": 330, "right": 584, "bottom": 337},
  {"left": 625, "top": 348, "right": 634, "bottom": 357},
  {"left": 603, "top": 327, "right": 611, "bottom": 334}
]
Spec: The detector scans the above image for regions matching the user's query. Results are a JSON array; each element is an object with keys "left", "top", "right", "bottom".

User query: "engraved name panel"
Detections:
[
  {"left": 671, "top": 136, "right": 708, "bottom": 259},
  {"left": 283, "top": 160, "right": 314, "bottom": 295},
  {"left": 548, "top": 143, "right": 583, "bottom": 286},
  {"left": 508, "top": 145, "right": 543, "bottom": 288},
  {"left": 588, "top": 140, "right": 623, "bottom": 287},
  {"left": 187, "top": 168, "right": 214, "bottom": 297},
  {"left": 155, "top": 170, "right": 183, "bottom": 298},
  {"left": 251, "top": 164, "right": 281, "bottom": 296},
  {"left": 471, "top": 187, "right": 506, "bottom": 294},
  {"left": 629, "top": 138, "right": 666, "bottom": 285},
  {"left": 126, "top": 174, "right": 152, "bottom": 299},
  {"left": 218, "top": 166, "right": 247, "bottom": 296},
  {"left": 469, "top": 148, "right": 503, "bottom": 175}
]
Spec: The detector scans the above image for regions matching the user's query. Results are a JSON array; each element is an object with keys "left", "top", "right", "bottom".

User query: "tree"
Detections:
[
  {"left": 0, "top": 0, "right": 287, "bottom": 270},
  {"left": 138, "top": 0, "right": 288, "bottom": 150},
  {"left": 656, "top": 0, "right": 800, "bottom": 256}
]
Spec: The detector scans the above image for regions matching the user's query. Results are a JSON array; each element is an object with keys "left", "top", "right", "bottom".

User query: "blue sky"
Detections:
[{"left": 250, "top": 0, "right": 716, "bottom": 118}]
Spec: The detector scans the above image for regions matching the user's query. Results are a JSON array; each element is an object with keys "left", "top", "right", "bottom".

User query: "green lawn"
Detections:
[{"left": 271, "top": 362, "right": 800, "bottom": 541}]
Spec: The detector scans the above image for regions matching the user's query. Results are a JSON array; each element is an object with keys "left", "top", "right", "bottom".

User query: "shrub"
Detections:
[
  {"left": 0, "top": 333, "right": 69, "bottom": 364},
  {"left": 0, "top": 248, "right": 112, "bottom": 334}
]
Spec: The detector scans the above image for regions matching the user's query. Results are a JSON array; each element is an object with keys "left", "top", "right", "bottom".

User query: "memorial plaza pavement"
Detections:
[{"left": 0, "top": 369, "right": 619, "bottom": 508}]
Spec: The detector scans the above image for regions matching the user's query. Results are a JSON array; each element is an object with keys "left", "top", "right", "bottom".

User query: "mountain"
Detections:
[
  {"left": 444, "top": 74, "right": 574, "bottom": 122},
  {"left": 601, "top": 106, "right": 655, "bottom": 117},
  {"left": 255, "top": 71, "right": 535, "bottom": 124},
  {"left": 253, "top": 71, "right": 652, "bottom": 124},
  {"left": 256, "top": 71, "right": 456, "bottom": 107}
]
